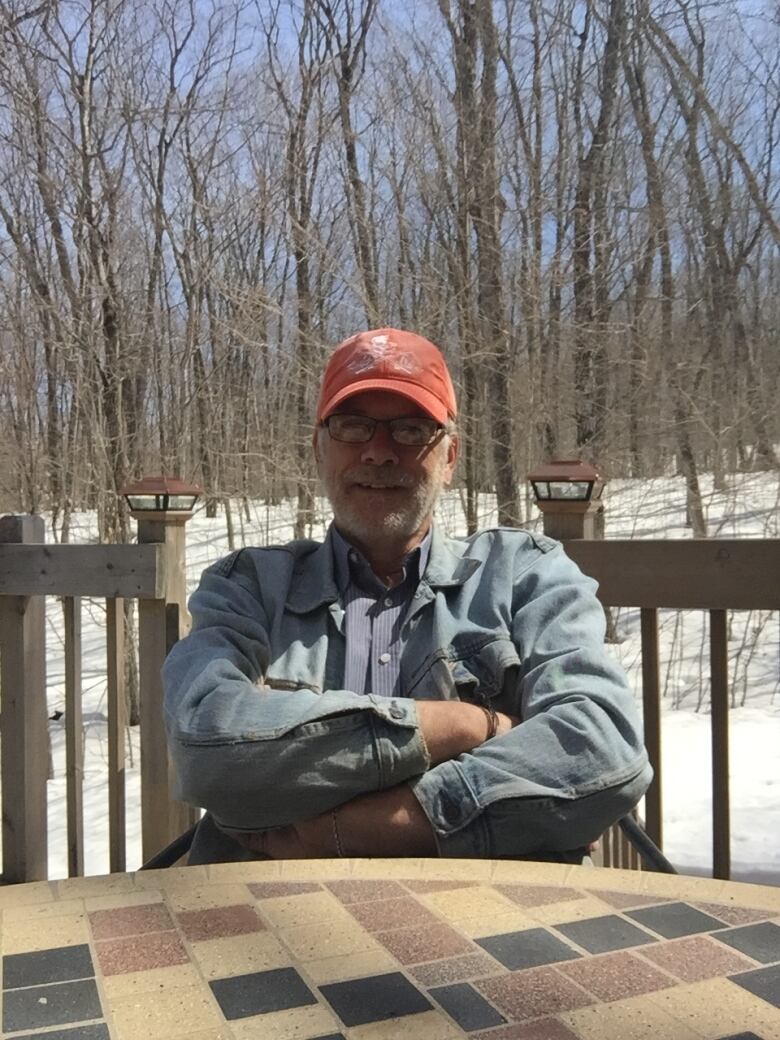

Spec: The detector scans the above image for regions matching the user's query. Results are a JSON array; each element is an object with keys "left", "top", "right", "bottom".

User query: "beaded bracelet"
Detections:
[
  {"left": 482, "top": 703, "right": 499, "bottom": 740},
  {"left": 331, "top": 807, "right": 345, "bottom": 857}
]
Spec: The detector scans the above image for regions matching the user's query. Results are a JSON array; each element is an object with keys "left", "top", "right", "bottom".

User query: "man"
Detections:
[{"left": 163, "top": 328, "right": 651, "bottom": 863}]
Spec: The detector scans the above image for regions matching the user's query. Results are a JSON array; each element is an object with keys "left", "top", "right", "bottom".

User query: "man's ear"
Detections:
[
  {"left": 444, "top": 432, "right": 459, "bottom": 485},
  {"left": 312, "top": 426, "right": 322, "bottom": 465}
]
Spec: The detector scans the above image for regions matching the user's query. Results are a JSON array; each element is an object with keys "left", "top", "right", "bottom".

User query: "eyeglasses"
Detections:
[{"left": 323, "top": 414, "right": 444, "bottom": 446}]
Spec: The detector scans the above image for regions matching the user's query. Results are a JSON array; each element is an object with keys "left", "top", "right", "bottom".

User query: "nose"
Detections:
[{"left": 360, "top": 423, "right": 399, "bottom": 466}]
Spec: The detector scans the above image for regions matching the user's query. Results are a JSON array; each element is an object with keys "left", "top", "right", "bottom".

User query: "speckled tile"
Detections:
[
  {"left": 495, "top": 885, "right": 583, "bottom": 909},
  {"left": 374, "top": 920, "right": 475, "bottom": 965},
  {"left": 210, "top": 966, "right": 317, "bottom": 1020},
  {"left": 646, "top": 976, "right": 780, "bottom": 1037},
  {"left": 345, "top": 896, "right": 440, "bottom": 933},
  {"left": 730, "top": 964, "right": 780, "bottom": 1009},
  {"left": 2, "top": 913, "right": 90, "bottom": 954},
  {"left": 88, "top": 902, "right": 174, "bottom": 940},
  {"left": 109, "top": 982, "right": 224, "bottom": 1039},
  {"left": 553, "top": 914, "right": 656, "bottom": 955},
  {"left": 410, "top": 951, "right": 503, "bottom": 987},
  {"left": 258, "top": 892, "right": 354, "bottom": 930},
  {"left": 189, "top": 930, "right": 292, "bottom": 980},
  {"left": 2, "top": 978, "right": 102, "bottom": 1033},
  {"left": 325, "top": 880, "right": 408, "bottom": 904},
  {"left": 640, "top": 934, "right": 756, "bottom": 981},
  {"left": 0, "top": 881, "right": 54, "bottom": 909},
  {"left": 167, "top": 882, "right": 255, "bottom": 912},
  {"left": 177, "top": 903, "right": 265, "bottom": 941},
  {"left": 248, "top": 881, "right": 323, "bottom": 900},
  {"left": 83, "top": 889, "right": 164, "bottom": 912},
  {"left": 0, "top": 1026, "right": 110, "bottom": 1040},
  {"left": 100, "top": 962, "right": 203, "bottom": 999},
  {"left": 694, "top": 902, "right": 776, "bottom": 927},
  {"left": 95, "top": 930, "right": 189, "bottom": 975},
  {"left": 583, "top": 889, "right": 668, "bottom": 911},
  {"left": 561, "top": 994, "right": 705, "bottom": 1039},
  {"left": 525, "top": 896, "right": 623, "bottom": 928},
  {"left": 713, "top": 921, "right": 780, "bottom": 964},
  {"left": 304, "top": 948, "right": 400, "bottom": 986},
  {"left": 625, "top": 901, "right": 724, "bottom": 939},
  {"left": 476, "top": 928, "right": 581, "bottom": 971},
  {"left": 419, "top": 886, "right": 518, "bottom": 925},
  {"left": 471, "top": 1021, "right": 581, "bottom": 1040},
  {"left": 476, "top": 967, "right": 595, "bottom": 1021},
  {"left": 229, "top": 1003, "right": 340, "bottom": 1038},
  {"left": 402, "top": 879, "right": 479, "bottom": 894},
  {"left": 280, "top": 919, "right": 384, "bottom": 962},
  {"left": 3, "top": 944, "right": 94, "bottom": 988},
  {"left": 344, "top": 1008, "right": 460, "bottom": 1040},
  {"left": 2, "top": 898, "right": 86, "bottom": 922},
  {"left": 558, "top": 950, "right": 674, "bottom": 1002},
  {"left": 319, "top": 971, "right": 431, "bottom": 1026},
  {"left": 429, "top": 981, "right": 506, "bottom": 1030}
]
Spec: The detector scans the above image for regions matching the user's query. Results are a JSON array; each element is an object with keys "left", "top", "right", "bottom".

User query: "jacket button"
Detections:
[{"left": 389, "top": 702, "right": 404, "bottom": 719}]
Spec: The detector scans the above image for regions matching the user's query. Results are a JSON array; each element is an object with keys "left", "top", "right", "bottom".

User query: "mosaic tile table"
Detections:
[{"left": 1, "top": 859, "right": 779, "bottom": 1040}]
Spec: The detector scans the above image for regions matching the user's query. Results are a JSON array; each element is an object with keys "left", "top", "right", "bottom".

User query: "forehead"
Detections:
[{"left": 334, "top": 390, "right": 429, "bottom": 419}]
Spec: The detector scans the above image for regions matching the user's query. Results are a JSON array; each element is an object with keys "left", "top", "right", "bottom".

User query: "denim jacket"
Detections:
[{"left": 163, "top": 525, "right": 652, "bottom": 858}]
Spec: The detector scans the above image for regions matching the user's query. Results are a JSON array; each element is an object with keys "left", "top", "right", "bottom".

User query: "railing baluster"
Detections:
[
  {"left": 640, "top": 608, "right": 662, "bottom": 848},
  {"left": 710, "top": 609, "right": 730, "bottom": 879},
  {"left": 64, "top": 597, "right": 84, "bottom": 877},
  {"left": 106, "top": 597, "right": 126, "bottom": 873}
]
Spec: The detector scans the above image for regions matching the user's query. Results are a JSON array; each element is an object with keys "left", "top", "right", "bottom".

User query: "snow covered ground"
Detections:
[{"left": 35, "top": 471, "right": 780, "bottom": 883}]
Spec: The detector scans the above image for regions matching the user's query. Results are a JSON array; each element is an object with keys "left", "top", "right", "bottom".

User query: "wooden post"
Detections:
[
  {"left": 135, "top": 513, "right": 198, "bottom": 862},
  {"left": 0, "top": 515, "right": 48, "bottom": 882}
]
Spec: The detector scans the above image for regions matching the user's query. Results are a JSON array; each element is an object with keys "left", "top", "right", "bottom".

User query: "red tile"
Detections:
[
  {"left": 177, "top": 904, "right": 265, "bottom": 942},
  {"left": 411, "top": 952, "right": 502, "bottom": 987},
  {"left": 472, "top": 1020, "right": 580, "bottom": 1040},
  {"left": 96, "top": 932, "right": 189, "bottom": 975},
  {"left": 495, "top": 885, "right": 583, "bottom": 908},
  {"left": 326, "top": 880, "right": 407, "bottom": 903},
  {"left": 376, "top": 921, "right": 475, "bottom": 964},
  {"left": 559, "top": 950, "right": 674, "bottom": 1001},
  {"left": 249, "top": 882, "right": 322, "bottom": 899},
  {"left": 346, "top": 897, "right": 439, "bottom": 933},
  {"left": 89, "top": 903, "right": 175, "bottom": 940},
  {"left": 694, "top": 902, "right": 776, "bottom": 926},
  {"left": 640, "top": 934, "right": 756, "bottom": 982},
  {"left": 403, "top": 880, "right": 479, "bottom": 894},
  {"left": 585, "top": 888, "right": 668, "bottom": 911},
  {"left": 476, "top": 968, "right": 595, "bottom": 1021}
]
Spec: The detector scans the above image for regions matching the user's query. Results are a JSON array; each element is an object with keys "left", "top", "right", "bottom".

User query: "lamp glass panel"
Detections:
[
  {"left": 533, "top": 481, "right": 550, "bottom": 500},
  {"left": 126, "top": 495, "right": 162, "bottom": 510},
  {"left": 166, "top": 495, "right": 198, "bottom": 510},
  {"left": 548, "top": 480, "right": 591, "bottom": 500}
]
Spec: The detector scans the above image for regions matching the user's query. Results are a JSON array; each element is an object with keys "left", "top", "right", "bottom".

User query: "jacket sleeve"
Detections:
[
  {"left": 162, "top": 556, "right": 429, "bottom": 829},
  {"left": 410, "top": 541, "right": 652, "bottom": 858}
]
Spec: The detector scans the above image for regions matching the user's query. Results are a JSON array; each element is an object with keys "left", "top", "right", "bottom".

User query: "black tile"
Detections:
[
  {"left": 9, "top": 1027, "right": 110, "bottom": 1040},
  {"left": 319, "top": 972, "right": 431, "bottom": 1027},
  {"left": 2, "top": 979, "right": 102, "bottom": 1033},
  {"left": 210, "top": 967, "right": 317, "bottom": 1020},
  {"left": 716, "top": 1034, "right": 766, "bottom": 1040},
  {"left": 311, "top": 1036, "right": 346, "bottom": 1040},
  {"left": 3, "top": 945, "right": 95, "bottom": 990},
  {"left": 430, "top": 982, "right": 506, "bottom": 1031},
  {"left": 730, "top": 964, "right": 780, "bottom": 1009},
  {"left": 714, "top": 922, "right": 780, "bottom": 964},
  {"left": 554, "top": 914, "right": 656, "bottom": 954},
  {"left": 626, "top": 901, "right": 724, "bottom": 939},
  {"left": 476, "top": 928, "right": 581, "bottom": 971}
]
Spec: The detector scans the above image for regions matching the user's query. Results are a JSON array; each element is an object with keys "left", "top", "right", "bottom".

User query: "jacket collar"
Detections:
[{"left": 285, "top": 522, "right": 481, "bottom": 614}]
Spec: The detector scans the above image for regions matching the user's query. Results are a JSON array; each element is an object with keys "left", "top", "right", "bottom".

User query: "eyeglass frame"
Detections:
[{"left": 321, "top": 413, "right": 448, "bottom": 446}]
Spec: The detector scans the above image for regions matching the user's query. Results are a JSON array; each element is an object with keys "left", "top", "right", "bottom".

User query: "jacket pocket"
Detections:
[{"left": 409, "top": 635, "right": 522, "bottom": 707}]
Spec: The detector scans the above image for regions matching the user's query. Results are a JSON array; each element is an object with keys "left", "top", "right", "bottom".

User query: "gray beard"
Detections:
[{"left": 322, "top": 468, "right": 446, "bottom": 546}]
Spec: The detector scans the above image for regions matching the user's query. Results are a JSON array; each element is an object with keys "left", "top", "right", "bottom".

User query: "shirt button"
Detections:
[
  {"left": 379, "top": 652, "right": 391, "bottom": 664},
  {"left": 383, "top": 596, "right": 393, "bottom": 607},
  {"left": 413, "top": 591, "right": 421, "bottom": 599}
]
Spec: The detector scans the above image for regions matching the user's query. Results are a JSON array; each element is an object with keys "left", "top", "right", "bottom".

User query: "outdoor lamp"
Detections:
[
  {"left": 121, "top": 476, "right": 202, "bottom": 518},
  {"left": 527, "top": 460, "right": 603, "bottom": 504}
]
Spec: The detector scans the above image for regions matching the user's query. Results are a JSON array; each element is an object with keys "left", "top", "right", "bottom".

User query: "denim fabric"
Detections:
[{"left": 163, "top": 525, "right": 652, "bottom": 859}]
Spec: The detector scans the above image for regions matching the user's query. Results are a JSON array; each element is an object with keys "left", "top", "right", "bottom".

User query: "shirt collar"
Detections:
[{"left": 331, "top": 524, "right": 432, "bottom": 595}]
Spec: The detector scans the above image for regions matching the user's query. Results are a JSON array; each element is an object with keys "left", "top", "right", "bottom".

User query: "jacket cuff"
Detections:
[
  {"left": 410, "top": 760, "right": 490, "bottom": 857},
  {"left": 367, "top": 696, "right": 431, "bottom": 788}
]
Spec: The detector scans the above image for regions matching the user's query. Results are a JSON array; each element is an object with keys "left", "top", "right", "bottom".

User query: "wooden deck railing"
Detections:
[
  {"left": 1, "top": 514, "right": 778, "bottom": 883},
  {"left": 0, "top": 515, "right": 194, "bottom": 884},
  {"left": 565, "top": 538, "right": 780, "bottom": 880}
]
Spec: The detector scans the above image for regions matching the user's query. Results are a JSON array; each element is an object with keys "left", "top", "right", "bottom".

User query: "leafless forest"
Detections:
[{"left": 1, "top": 0, "right": 778, "bottom": 547}]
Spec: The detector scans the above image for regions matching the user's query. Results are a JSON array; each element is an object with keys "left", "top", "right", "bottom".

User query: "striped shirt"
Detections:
[{"left": 331, "top": 525, "right": 431, "bottom": 697}]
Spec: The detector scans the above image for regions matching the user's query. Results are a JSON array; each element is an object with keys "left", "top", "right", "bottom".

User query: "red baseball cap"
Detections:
[{"left": 316, "top": 328, "right": 457, "bottom": 424}]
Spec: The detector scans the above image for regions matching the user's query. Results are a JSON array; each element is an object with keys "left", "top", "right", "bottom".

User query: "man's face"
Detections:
[{"left": 315, "top": 390, "right": 458, "bottom": 547}]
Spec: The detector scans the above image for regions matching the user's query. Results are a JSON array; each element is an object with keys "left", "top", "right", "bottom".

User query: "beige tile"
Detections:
[
  {"left": 277, "top": 859, "right": 354, "bottom": 881},
  {"left": 280, "top": 920, "right": 385, "bottom": 962},
  {"left": 190, "top": 931, "right": 292, "bottom": 979},
  {"left": 178, "top": 1032, "right": 235, "bottom": 1040},
  {"left": 489, "top": 860, "right": 571, "bottom": 886},
  {"left": 259, "top": 891, "right": 352, "bottom": 930},
  {"left": 0, "top": 881, "right": 54, "bottom": 908},
  {"left": 419, "top": 886, "right": 516, "bottom": 923},
  {"left": 561, "top": 996, "right": 705, "bottom": 1039},
  {"left": 456, "top": 908, "right": 539, "bottom": 939},
  {"left": 230, "top": 1003, "right": 340, "bottom": 1039},
  {"left": 304, "top": 947, "right": 400, "bottom": 985},
  {"left": 166, "top": 882, "right": 255, "bottom": 912},
  {"left": 101, "top": 963, "right": 204, "bottom": 1000},
  {"left": 646, "top": 977, "right": 780, "bottom": 1037},
  {"left": 346, "top": 1009, "right": 461, "bottom": 1040},
  {"left": 135, "top": 865, "right": 210, "bottom": 890},
  {"left": 526, "top": 894, "right": 621, "bottom": 926},
  {"left": 109, "top": 983, "right": 223, "bottom": 1039},
  {"left": 55, "top": 873, "right": 136, "bottom": 900},
  {"left": 207, "top": 861, "right": 284, "bottom": 884},
  {"left": 571, "top": 866, "right": 646, "bottom": 895},
  {"left": 2, "top": 897, "right": 84, "bottom": 922},
  {"left": 85, "top": 888, "right": 164, "bottom": 912},
  {"left": 2, "top": 912, "right": 89, "bottom": 953}
]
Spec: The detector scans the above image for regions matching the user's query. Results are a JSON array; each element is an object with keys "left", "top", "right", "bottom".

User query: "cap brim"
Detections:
[{"left": 319, "top": 379, "right": 451, "bottom": 424}]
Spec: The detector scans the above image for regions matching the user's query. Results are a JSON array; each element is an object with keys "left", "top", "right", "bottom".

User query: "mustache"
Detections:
[{"left": 346, "top": 468, "right": 415, "bottom": 488}]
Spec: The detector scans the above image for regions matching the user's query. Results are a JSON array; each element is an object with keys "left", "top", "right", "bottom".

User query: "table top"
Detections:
[{"left": 1, "top": 859, "right": 779, "bottom": 1040}]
